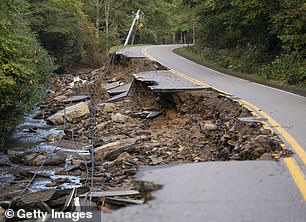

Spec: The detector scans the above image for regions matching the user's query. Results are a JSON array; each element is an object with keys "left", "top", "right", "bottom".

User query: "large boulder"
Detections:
[{"left": 47, "top": 102, "right": 90, "bottom": 125}]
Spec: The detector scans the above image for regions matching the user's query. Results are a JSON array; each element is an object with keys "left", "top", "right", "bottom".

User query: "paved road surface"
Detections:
[{"left": 100, "top": 45, "right": 306, "bottom": 222}]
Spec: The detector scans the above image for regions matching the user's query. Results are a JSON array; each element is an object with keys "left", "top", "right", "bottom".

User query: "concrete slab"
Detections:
[
  {"left": 62, "top": 95, "right": 90, "bottom": 103},
  {"left": 107, "top": 91, "right": 129, "bottom": 102},
  {"left": 116, "top": 46, "right": 147, "bottom": 58},
  {"left": 105, "top": 82, "right": 122, "bottom": 90},
  {"left": 238, "top": 116, "right": 268, "bottom": 123},
  {"left": 108, "top": 83, "right": 132, "bottom": 95},
  {"left": 101, "top": 161, "right": 306, "bottom": 222},
  {"left": 134, "top": 70, "right": 207, "bottom": 92}
]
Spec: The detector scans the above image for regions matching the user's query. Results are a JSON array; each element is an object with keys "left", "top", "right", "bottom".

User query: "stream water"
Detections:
[{"left": 0, "top": 109, "right": 90, "bottom": 195}]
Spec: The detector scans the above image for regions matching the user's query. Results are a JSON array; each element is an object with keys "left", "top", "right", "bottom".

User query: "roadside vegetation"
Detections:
[{"left": 176, "top": 0, "right": 306, "bottom": 90}]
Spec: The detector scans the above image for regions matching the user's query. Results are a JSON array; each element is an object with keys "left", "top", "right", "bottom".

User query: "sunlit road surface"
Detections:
[{"left": 100, "top": 45, "right": 306, "bottom": 222}]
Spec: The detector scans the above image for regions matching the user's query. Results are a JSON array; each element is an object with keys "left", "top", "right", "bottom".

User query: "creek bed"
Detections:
[{"left": 0, "top": 109, "right": 89, "bottom": 200}]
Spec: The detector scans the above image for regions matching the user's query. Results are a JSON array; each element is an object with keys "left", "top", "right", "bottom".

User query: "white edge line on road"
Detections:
[{"left": 158, "top": 46, "right": 306, "bottom": 99}]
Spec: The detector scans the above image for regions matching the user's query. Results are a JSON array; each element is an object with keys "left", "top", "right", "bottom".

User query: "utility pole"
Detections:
[{"left": 124, "top": 9, "right": 141, "bottom": 46}]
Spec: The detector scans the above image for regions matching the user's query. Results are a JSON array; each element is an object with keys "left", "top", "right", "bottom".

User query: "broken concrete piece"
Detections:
[
  {"left": 107, "top": 91, "right": 129, "bottom": 102},
  {"left": 105, "top": 82, "right": 123, "bottom": 90},
  {"left": 133, "top": 70, "right": 206, "bottom": 92},
  {"left": 62, "top": 95, "right": 90, "bottom": 104},
  {"left": 134, "top": 111, "right": 162, "bottom": 119},
  {"left": 81, "top": 190, "right": 140, "bottom": 198},
  {"left": 104, "top": 197, "right": 144, "bottom": 206},
  {"left": 108, "top": 83, "right": 132, "bottom": 95},
  {"left": 238, "top": 116, "right": 268, "bottom": 123},
  {"left": 47, "top": 102, "right": 90, "bottom": 125}
]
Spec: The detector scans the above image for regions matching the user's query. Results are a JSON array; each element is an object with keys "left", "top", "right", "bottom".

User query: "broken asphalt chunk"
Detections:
[{"left": 81, "top": 190, "right": 140, "bottom": 198}]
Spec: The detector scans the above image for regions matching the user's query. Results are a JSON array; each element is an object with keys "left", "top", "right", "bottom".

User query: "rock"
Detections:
[
  {"left": 45, "top": 154, "right": 66, "bottom": 166},
  {"left": 53, "top": 178, "right": 70, "bottom": 184},
  {"left": 9, "top": 152, "right": 39, "bottom": 164},
  {"left": 100, "top": 103, "right": 116, "bottom": 113},
  {"left": 33, "top": 111, "right": 45, "bottom": 119},
  {"left": 96, "top": 122, "right": 107, "bottom": 130},
  {"left": 111, "top": 152, "right": 132, "bottom": 165},
  {"left": 111, "top": 113, "right": 127, "bottom": 123},
  {"left": 46, "top": 182, "right": 57, "bottom": 187},
  {"left": 0, "top": 206, "right": 4, "bottom": 216},
  {"left": 258, "top": 153, "right": 273, "bottom": 160},
  {"left": 37, "top": 201, "right": 52, "bottom": 213},
  {"left": 12, "top": 190, "right": 58, "bottom": 210},
  {"left": 202, "top": 123, "right": 217, "bottom": 132},
  {"left": 149, "top": 155, "right": 163, "bottom": 165},
  {"left": 0, "top": 201, "right": 11, "bottom": 209},
  {"left": 47, "top": 196, "right": 67, "bottom": 208},
  {"left": 45, "top": 132, "right": 65, "bottom": 142},
  {"left": 53, "top": 95, "right": 68, "bottom": 102},
  {"left": 47, "top": 102, "right": 90, "bottom": 125},
  {"left": 95, "top": 138, "right": 138, "bottom": 161},
  {"left": 71, "top": 158, "right": 82, "bottom": 166},
  {"left": 30, "top": 155, "right": 46, "bottom": 166},
  {"left": 31, "top": 154, "right": 66, "bottom": 166},
  {"left": 7, "top": 148, "right": 27, "bottom": 156},
  {"left": 254, "top": 135, "right": 269, "bottom": 145}
]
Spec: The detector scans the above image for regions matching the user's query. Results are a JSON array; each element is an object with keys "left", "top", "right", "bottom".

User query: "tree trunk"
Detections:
[
  {"left": 105, "top": 0, "right": 110, "bottom": 56},
  {"left": 192, "top": 18, "right": 196, "bottom": 45},
  {"left": 180, "top": 31, "right": 183, "bottom": 44},
  {"left": 96, "top": 0, "right": 100, "bottom": 38}
]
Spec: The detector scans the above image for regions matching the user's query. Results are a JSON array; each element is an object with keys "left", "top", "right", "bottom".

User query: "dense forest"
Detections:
[{"left": 0, "top": 0, "right": 305, "bottom": 144}]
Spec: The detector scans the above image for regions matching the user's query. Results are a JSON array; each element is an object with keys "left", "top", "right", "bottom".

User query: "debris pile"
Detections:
[{"left": 0, "top": 56, "right": 290, "bottom": 218}]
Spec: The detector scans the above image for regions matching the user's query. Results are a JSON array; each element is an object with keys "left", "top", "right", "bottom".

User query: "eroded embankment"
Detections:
[{"left": 0, "top": 56, "right": 290, "bottom": 217}]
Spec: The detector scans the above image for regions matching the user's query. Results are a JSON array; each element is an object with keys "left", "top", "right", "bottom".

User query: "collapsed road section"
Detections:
[{"left": 0, "top": 52, "right": 291, "bottom": 219}]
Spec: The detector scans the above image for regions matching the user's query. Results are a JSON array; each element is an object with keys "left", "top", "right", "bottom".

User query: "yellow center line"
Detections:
[
  {"left": 284, "top": 157, "right": 306, "bottom": 200},
  {"left": 142, "top": 45, "right": 306, "bottom": 201},
  {"left": 241, "top": 99, "right": 306, "bottom": 166}
]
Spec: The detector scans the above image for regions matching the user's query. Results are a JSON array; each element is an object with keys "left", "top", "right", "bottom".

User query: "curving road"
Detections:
[
  {"left": 145, "top": 45, "right": 306, "bottom": 159},
  {"left": 103, "top": 45, "right": 306, "bottom": 222}
]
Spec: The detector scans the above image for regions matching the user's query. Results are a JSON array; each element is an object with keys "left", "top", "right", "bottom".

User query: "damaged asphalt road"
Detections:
[{"left": 0, "top": 45, "right": 305, "bottom": 221}]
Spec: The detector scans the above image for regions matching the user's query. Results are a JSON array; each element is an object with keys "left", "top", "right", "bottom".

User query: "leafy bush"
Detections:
[
  {"left": 0, "top": 0, "right": 55, "bottom": 145},
  {"left": 259, "top": 53, "right": 306, "bottom": 85}
]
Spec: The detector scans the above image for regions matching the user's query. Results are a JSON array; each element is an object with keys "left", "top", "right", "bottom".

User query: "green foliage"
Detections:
[
  {"left": 194, "top": 0, "right": 306, "bottom": 86},
  {"left": 259, "top": 53, "right": 306, "bottom": 85},
  {"left": 27, "top": 0, "right": 87, "bottom": 68},
  {"left": 0, "top": 0, "right": 55, "bottom": 144}
]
